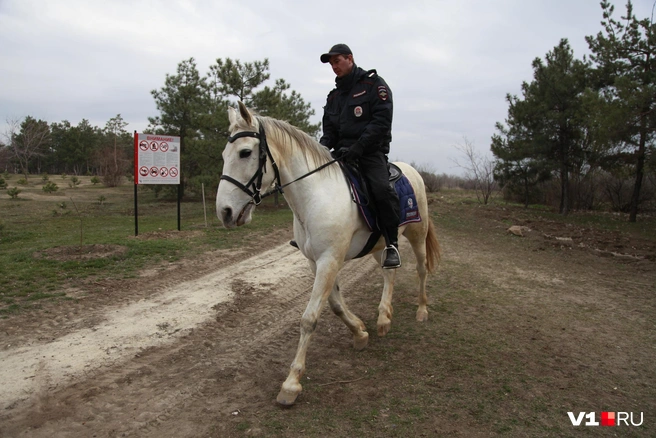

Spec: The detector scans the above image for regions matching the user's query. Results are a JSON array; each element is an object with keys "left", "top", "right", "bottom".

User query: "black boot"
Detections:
[{"left": 382, "top": 243, "right": 401, "bottom": 269}]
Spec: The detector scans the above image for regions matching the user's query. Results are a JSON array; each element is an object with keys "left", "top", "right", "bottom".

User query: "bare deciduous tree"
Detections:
[
  {"left": 95, "top": 145, "right": 129, "bottom": 187},
  {"left": 104, "top": 114, "right": 129, "bottom": 178},
  {"left": 411, "top": 162, "right": 442, "bottom": 193},
  {"left": 0, "top": 139, "right": 11, "bottom": 172},
  {"left": 451, "top": 137, "right": 498, "bottom": 204},
  {"left": 3, "top": 117, "right": 50, "bottom": 179}
]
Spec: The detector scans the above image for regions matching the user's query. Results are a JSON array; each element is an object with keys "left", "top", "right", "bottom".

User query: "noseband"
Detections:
[
  {"left": 220, "top": 119, "right": 339, "bottom": 205},
  {"left": 219, "top": 121, "right": 282, "bottom": 206}
]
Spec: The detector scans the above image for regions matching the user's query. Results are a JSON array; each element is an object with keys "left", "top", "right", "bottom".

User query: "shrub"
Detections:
[
  {"left": 42, "top": 174, "right": 49, "bottom": 183},
  {"left": 61, "top": 173, "right": 67, "bottom": 180},
  {"left": 42, "top": 182, "right": 59, "bottom": 193},
  {"left": 17, "top": 178, "right": 27, "bottom": 185},
  {"left": 7, "top": 187, "right": 21, "bottom": 199},
  {"left": 90, "top": 176, "right": 101, "bottom": 185},
  {"left": 68, "top": 176, "right": 81, "bottom": 188},
  {"left": 0, "top": 177, "right": 6, "bottom": 189},
  {"left": 418, "top": 171, "right": 442, "bottom": 193},
  {"left": 51, "top": 204, "right": 70, "bottom": 217},
  {"left": 98, "top": 195, "right": 106, "bottom": 205}
]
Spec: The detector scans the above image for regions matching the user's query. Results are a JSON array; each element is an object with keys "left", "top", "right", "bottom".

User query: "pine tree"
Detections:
[
  {"left": 148, "top": 57, "right": 321, "bottom": 198},
  {"left": 492, "top": 39, "right": 590, "bottom": 214},
  {"left": 585, "top": 0, "right": 656, "bottom": 222}
]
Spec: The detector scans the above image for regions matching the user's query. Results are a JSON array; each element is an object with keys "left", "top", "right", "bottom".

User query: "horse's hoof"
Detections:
[
  {"left": 378, "top": 321, "right": 392, "bottom": 338},
  {"left": 416, "top": 308, "right": 428, "bottom": 322},
  {"left": 276, "top": 387, "right": 301, "bottom": 406},
  {"left": 377, "top": 318, "right": 391, "bottom": 337},
  {"left": 353, "top": 331, "right": 369, "bottom": 351}
]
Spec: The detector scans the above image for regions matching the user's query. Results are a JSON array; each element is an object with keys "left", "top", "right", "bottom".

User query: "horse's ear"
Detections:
[
  {"left": 228, "top": 107, "right": 238, "bottom": 125},
  {"left": 238, "top": 101, "right": 253, "bottom": 126}
]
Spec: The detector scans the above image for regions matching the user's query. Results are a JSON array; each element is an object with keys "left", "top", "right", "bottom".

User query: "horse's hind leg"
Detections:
[
  {"left": 329, "top": 279, "right": 369, "bottom": 350},
  {"left": 409, "top": 232, "right": 429, "bottom": 322},
  {"left": 373, "top": 250, "right": 396, "bottom": 337}
]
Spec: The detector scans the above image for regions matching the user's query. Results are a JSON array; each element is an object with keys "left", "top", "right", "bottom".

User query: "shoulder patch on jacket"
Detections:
[{"left": 377, "top": 85, "right": 389, "bottom": 101}]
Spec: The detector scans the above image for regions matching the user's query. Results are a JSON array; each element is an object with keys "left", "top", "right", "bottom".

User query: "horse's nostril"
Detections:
[{"left": 221, "top": 207, "right": 232, "bottom": 222}]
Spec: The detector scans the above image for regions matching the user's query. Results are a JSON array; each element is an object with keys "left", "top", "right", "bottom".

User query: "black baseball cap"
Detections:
[{"left": 320, "top": 44, "right": 352, "bottom": 63}]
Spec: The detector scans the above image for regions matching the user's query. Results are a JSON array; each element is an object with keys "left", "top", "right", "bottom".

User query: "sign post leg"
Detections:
[
  {"left": 177, "top": 183, "right": 182, "bottom": 231},
  {"left": 134, "top": 130, "right": 139, "bottom": 237},
  {"left": 134, "top": 183, "right": 139, "bottom": 236}
]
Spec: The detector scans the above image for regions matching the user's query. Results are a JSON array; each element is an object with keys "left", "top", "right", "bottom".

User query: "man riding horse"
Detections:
[{"left": 319, "top": 43, "right": 402, "bottom": 269}]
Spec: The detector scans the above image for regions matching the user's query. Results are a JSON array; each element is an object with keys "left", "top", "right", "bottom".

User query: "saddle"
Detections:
[{"left": 340, "top": 162, "right": 422, "bottom": 258}]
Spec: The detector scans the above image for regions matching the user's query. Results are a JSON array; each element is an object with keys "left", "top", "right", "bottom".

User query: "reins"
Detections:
[{"left": 220, "top": 119, "right": 338, "bottom": 205}]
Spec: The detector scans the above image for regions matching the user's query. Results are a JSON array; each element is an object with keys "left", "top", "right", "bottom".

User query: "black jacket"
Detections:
[{"left": 319, "top": 65, "right": 393, "bottom": 155}]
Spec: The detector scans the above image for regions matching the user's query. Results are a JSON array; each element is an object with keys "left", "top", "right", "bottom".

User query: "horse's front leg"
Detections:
[
  {"left": 276, "top": 257, "right": 340, "bottom": 406},
  {"left": 373, "top": 250, "right": 397, "bottom": 337}
]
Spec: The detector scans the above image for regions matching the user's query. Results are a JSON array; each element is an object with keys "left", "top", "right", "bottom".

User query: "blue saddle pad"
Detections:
[{"left": 345, "top": 166, "right": 422, "bottom": 231}]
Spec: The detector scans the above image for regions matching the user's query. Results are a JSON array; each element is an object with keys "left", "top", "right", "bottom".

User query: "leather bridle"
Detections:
[
  {"left": 219, "top": 122, "right": 282, "bottom": 206},
  {"left": 220, "top": 119, "right": 338, "bottom": 206}
]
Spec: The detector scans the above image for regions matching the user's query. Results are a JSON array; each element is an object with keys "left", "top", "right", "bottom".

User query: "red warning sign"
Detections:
[{"left": 134, "top": 133, "right": 181, "bottom": 185}]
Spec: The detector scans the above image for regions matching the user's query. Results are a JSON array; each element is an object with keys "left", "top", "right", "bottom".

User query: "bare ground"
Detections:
[{"left": 0, "top": 201, "right": 654, "bottom": 437}]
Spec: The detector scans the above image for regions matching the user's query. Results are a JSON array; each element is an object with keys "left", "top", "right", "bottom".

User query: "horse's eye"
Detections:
[{"left": 239, "top": 149, "right": 252, "bottom": 159}]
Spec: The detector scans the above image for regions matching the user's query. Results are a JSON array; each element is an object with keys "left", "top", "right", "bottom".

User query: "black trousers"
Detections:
[{"left": 357, "top": 151, "right": 400, "bottom": 241}]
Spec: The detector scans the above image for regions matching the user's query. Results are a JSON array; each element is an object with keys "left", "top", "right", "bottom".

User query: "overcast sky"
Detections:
[{"left": 1, "top": 0, "right": 654, "bottom": 175}]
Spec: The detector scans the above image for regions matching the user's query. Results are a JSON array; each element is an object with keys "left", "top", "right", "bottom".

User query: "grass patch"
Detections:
[{"left": 0, "top": 175, "right": 292, "bottom": 314}]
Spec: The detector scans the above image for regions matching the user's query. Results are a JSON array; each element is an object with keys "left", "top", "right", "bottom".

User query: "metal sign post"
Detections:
[{"left": 133, "top": 132, "right": 182, "bottom": 236}]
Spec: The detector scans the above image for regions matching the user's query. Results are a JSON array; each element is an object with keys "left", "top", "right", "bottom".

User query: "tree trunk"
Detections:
[
  {"left": 558, "top": 133, "right": 570, "bottom": 216},
  {"left": 18, "top": 158, "right": 29, "bottom": 180},
  {"left": 560, "top": 166, "right": 570, "bottom": 216},
  {"left": 523, "top": 169, "right": 530, "bottom": 208},
  {"left": 113, "top": 134, "right": 119, "bottom": 176},
  {"left": 628, "top": 120, "right": 647, "bottom": 223}
]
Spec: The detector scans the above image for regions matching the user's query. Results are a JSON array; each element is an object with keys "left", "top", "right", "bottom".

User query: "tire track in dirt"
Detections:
[{"left": 0, "top": 242, "right": 381, "bottom": 437}]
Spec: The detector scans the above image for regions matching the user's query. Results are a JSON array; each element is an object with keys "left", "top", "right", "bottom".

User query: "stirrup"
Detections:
[{"left": 382, "top": 245, "right": 401, "bottom": 269}]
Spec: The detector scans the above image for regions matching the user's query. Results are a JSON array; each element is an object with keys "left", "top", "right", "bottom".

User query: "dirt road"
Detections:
[
  {"left": 0, "top": 237, "right": 381, "bottom": 437},
  {"left": 1, "top": 205, "right": 654, "bottom": 437}
]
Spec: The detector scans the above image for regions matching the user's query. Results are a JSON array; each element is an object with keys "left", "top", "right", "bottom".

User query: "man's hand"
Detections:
[{"left": 335, "top": 144, "right": 363, "bottom": 162}]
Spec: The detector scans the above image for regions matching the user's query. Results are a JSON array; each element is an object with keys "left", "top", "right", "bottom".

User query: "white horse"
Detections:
[{"left": 216, "top": 102, "right": 440, "bottom": 406}]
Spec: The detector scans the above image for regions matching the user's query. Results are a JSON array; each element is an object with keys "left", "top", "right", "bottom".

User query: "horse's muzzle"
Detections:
[{"left": 219, "top": 203, "right": 254, "bottom": 228}]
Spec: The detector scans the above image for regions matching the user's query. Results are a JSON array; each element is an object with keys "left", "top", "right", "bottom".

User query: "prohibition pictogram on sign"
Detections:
[{"left": 134, "top": 133, "right": 180, "bottom": 185}]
